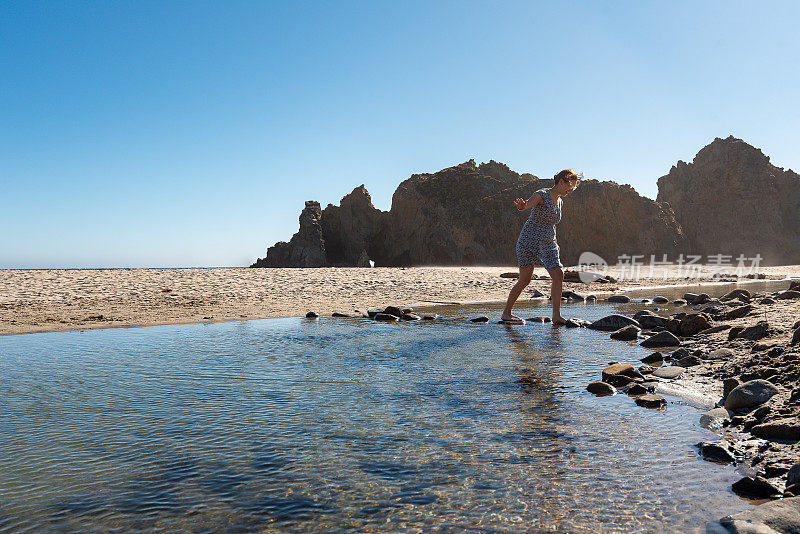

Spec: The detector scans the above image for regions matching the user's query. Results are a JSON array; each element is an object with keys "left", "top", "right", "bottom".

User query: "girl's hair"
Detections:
[{"left": 554, "top": 169, "right": 582, "bottom": 186}]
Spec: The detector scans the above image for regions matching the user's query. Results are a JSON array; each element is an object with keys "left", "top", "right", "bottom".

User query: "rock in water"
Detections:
[
  {"left": 588, "top": 314, "right": 641, "bottom": 331},
  {"left": 383, "top": 306, "right": 403, "bottom": 318},
  {"left": 696, "top": 441, "right": 737, "bottom": 464},
  {"left": 562, "top": 291, "right": 585, "bottom": 301},
  {"left": 587, "top": 382, "right": 616, "bottom": 396},
  {"left": 640, "top": 331, "right": 681, "bottom": 348},
  {"left": 652, "top": 296, "right": 669, "bottom": 303},
  {"left": 374, "top": 313, "right": 399, "bottom": 322},
  {"left": 607, "top": 295, "right": 631, "bottom": 303},
  {"left": 602, "top": 363, "right": 644, "bottom": 382},
  {"left": 730, "top": 476, "right": 782, "bottom": 499},
  {"left": 641, "top": 352, "right": 664, "bottom": 364},
  {"left": 699, "top": 408, "right": 731, "bottom": 428},
  {"left": 331, "top": 312, "right": 351, "bottom": 317},
  {"left": 724, "top": 379, "right": 781, "bottom": 410},
  {"left": 635, "top": 394, "right": 666, "bottom": 408},
  {"left": 305, "top": 311, "right": 319, "bottom": 319},
  {"left": 652, "top": 366, "right": 685, "bottom": 379},
  {"left": 610, "top": 325, "right": 641, "bottom": 341},
  {"left": 401, "top": 313, "right": 421, "bottom": 321},
  {"left": 470, "top": 316, "right": 489, "bottom": 323},
  {"left": 720, "top": 496, "right": 800, "bottom": 533}
]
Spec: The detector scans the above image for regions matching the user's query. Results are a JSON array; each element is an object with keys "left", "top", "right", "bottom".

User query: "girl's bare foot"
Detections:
[
  {"left": 501, "top": 313, "right": 524, "bottom": 324},
  {"left": 552, "top": 315, "right": 568, "bottom": 325}
]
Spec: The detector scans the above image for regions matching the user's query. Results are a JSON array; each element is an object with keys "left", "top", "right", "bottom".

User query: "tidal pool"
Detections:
[{"left": 0, "top": 284, "right": 768, "bottom": 532}]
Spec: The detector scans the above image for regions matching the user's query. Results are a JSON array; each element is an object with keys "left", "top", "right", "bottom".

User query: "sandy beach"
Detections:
[{"left": 1, "top": 265, "right": 800, "bottom": 336}]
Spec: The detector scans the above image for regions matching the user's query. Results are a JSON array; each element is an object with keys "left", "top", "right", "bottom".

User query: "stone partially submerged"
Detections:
[
  {"left": 588, "top": 314, "right": 640, "bottom": 332},
  {"left": 720, "top": 496, "right": 800, "bottom": 534}
]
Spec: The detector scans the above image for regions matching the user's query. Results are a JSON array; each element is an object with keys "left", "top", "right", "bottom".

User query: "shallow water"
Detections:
[{"left": 1, "top": 282, "right": 782, "bottom": 532}]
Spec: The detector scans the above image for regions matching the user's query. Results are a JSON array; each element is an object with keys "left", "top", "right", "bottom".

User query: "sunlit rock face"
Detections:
[{"left": 657, "top": 136, "right": 800, "bottom": 266}]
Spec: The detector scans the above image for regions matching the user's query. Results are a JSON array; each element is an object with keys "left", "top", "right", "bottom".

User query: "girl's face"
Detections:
[{"left": 561, "top": 178, "right": 579, "bottom": 195}]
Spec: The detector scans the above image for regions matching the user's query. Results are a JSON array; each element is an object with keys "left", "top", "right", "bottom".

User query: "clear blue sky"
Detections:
[{"left": 2, "top": 1, "right": 798, "bottom": 268}]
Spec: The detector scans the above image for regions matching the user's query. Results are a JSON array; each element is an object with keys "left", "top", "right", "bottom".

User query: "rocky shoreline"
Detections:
[
  {"left": 581, "top": 279, "right": 800, "bottom": 532},
  {"left": 323, "top": 277, "right": 800, "bottom": 531}
]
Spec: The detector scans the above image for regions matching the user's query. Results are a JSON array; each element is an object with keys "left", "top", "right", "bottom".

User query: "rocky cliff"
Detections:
[
  {"left": 253, "top": 159, "right": 684, "bottom": 268},
  {"left": 657, "top": 136, "right": 800, "bottom": 265}
]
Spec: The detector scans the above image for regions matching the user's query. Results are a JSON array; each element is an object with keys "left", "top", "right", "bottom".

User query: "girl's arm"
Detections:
[{"left": 514, "top": 193, "right": 543, "bottom": 211}]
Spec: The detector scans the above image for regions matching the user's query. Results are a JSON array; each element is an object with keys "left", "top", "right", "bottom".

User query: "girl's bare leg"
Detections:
[
  {"left": 502, "top": 266, "right": 534, "bottom": 321},
  {"left": 548, "top": 267, "right": 567, "bottom": 324}
]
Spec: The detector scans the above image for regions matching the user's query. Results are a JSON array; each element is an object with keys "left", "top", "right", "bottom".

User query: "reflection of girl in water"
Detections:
[{"left": 501, "top": 170, "right": 581, "bottom": 325}]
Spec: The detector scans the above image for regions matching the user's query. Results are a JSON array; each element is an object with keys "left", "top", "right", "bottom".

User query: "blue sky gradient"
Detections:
[{"left": 2, "top": 1, "right": 798, "bottom": 268}]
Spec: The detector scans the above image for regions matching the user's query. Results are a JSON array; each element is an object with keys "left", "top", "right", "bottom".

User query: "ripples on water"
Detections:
[{"left": 0, "top": 291, "right": 757, "bottom": 532}]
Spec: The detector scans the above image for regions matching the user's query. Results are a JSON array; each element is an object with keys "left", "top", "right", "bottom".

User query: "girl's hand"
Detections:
[{"left": 514, "top": 198, "right": 526, "bottom": 211}]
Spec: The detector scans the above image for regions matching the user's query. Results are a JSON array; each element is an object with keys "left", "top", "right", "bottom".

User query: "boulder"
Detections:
[
  {"left": 610, "top": 325, "right": 641, "bottom": 341},
  {"left": 602, "top": 363, "right": 645, "bottom": 382},
  {"left": 724, "top": 380, "right": 781, "bottom": 410},
  {"left": 720, "top": 496, "right": 800, "bottom": 533},
  {"left": 700, "top": 408, "right": 731, "bottom": 428},
  {"left": 677, "top": 355, "right": 702, "bottom": 367},
  {"left": 378, "top": 306, "right": 401, "bottom": 318},
  {"left": 789, "top": 463, "right": 800, "bottom": 487},
  {"left": 637, "top": 313, "right": 669, "bottom": 329},
  {"left": 722, "top": 289, "right": 752, "bottom": 301},
  {"left": 640, "top": 331, "right": 681, "bottom": 348},
  {"left": 726, "top": 305, "right": 754, "bottom": 320},
  {"left": 305, "top": 311, "right": 319, "bottom": 318},
  {"left": 696, "top": 441, "right": 737, "bottom": 464},
  {"left": 607, "top": 295, "right": 631, "bottom": 303},
  {"left": 588, "top": 314, "right": 640, "bottom": 332},
  {"left": 730, "top": 476, "right": 782, "bottom": 499},
  {"left": 653, "top": 366, "right": 685, "bottom": 379},
  {"left": 586, "top": 382, "right": 616, "bottom": 396},
  {"left": 641, "top": 352, "right": 664, "bottom": 364},
  {"left": 706, "top": 348, "right": 735, "bottom": 360},
  {"left": 739, "top": 321, "right": 770, "bottom": 341},
  {"left": 679, "top": 313, "right": 712, "bottom": 336},
  {"left": 723, "top": 378, "right": 741, "bottom": 399},
  {"left": 624, "top": 383, "right": 649, "bottom": 396},
  {"left": 635, "top": 394, "right": 666, "bottom": 408},
  {"left": 751, "top": 419, "right": 800, "bottom": 441}
]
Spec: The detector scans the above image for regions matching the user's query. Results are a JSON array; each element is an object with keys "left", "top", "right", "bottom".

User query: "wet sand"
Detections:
[{"left": 1, "top": 265, "right": 799, "bottom": 336}]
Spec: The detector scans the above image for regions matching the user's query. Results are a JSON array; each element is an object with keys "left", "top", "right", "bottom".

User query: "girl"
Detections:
[{"left": 501, "top": 169, "right": 581, "bottom": 324}]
